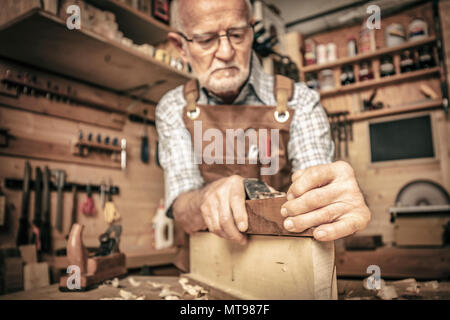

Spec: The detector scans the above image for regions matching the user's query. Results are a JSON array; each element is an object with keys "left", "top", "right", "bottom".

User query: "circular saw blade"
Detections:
[{"left": 396, "top": 180, "right": 450, "bottom": 206}]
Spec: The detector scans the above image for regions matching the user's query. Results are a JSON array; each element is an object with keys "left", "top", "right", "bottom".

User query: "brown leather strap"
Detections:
[
  {"left": 183, "top": 79, "right": 199, "bottom": 113},
  {"left": 274, "top": 75, "right": 294, "bottom": 115}
]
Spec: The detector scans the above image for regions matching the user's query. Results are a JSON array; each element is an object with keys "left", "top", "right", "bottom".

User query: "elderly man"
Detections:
[{"left": 156, "top": 0, "right": 371, "bottom": 270}]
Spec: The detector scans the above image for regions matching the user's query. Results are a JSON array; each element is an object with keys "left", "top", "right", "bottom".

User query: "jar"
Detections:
[
  {"left": 327, "top": 43, "right": 337, "bottom": 62},
  {"left": 340, "top": 65, "right": 355, "bottom": 85},
  {"left": 418, "top": 45, "right": 435, "bottom": 69},
  {"left": 400, "top": 50, "right": 415, "bottom": 73},
  {"left": 305, "top": 73, "right": 320, "bottom": 90},
  {"left": 408, "top": 18, "right": 428, "bottom": 42},
  {"left": 320, "top": 69, "right": 335, "bottom": 90},
  {"left": 304, "top": 39, "right": 317, "bottom": 66},
  {"left": 359, "top": 61, "right": 374, "bottom": 81},
  {"left": 385, "top": 23, "right": 406, "bottom": 47},
  {"left": 380, "top": 56, "right": 395, "bottom": 77},
  {"left": 317, "top": 44, "right": 327, "bottom": 64}
]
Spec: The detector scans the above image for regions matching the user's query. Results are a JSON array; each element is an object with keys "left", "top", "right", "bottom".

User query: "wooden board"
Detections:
[
  {"left": 0, "top": 9, "right": 191, "bottom": 103},
  {"left": 186, "top": 233, "right": 336, "bottom": 300},
  {"left": 24, "top": 262, "right": 50, "bottom": 291},
  {"left": 245, "top": 197, "right": 313, "bottom": 237},
  {"left": 336, "top": 247, "right": 450, "bottom": 279},
  {"left": 18, "top": 245, "right": 37, "bottom": 264}
]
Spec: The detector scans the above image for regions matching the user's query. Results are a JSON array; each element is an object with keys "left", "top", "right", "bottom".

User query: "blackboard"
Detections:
[{"left": 369, "top": 115, "right": 435, "bottom": 162}]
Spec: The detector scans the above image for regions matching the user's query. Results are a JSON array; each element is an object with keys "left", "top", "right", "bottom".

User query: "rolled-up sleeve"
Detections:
[
  {"left": 155, "top": 87, "right": 204, "bottom": 218},
  {"left": 288, "top": 83, "right": 335, "bottom": 171}
]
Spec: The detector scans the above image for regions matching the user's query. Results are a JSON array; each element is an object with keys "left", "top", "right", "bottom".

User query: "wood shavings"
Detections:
[
  {"left": 147, "top": 281, "right": 166, "bottom": 289},
  {"left": 377, "top": 285, "right": 398, "bottom": 300},
  {"left": 128, "top": 277, "right": 142, "bottom": 287},
  {"left": 98, "top": 277, "right": 120, "bottom": 289},
  {"left": 178, "top": 277, "right": 208, "bottom": 299},
  {"left": 159, "top": 286, "right": 182, "bottom": 298},
  {"left": 119, "top": 289, "right": 145, "bottom": 300},
  {"left": 422, "top": 281, "right": 439, "bottom": 290},
  {"left": 164, "top": 295, "right": 180, "bottom": 300}
]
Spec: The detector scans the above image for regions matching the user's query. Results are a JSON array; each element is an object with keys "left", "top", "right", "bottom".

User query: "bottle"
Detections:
[
  {"left": 304, "top": 39, "right": 317, "bottom": 66},
  {"left": 408, "top": 18, "right": 428, "bottom": 42},
  {"left": 327, "top": 43, "right": 337, "bottom": 62},
  {"left": 317, "top": 44, "right": 327, "bottom": 64},
  {"left": 418, "top": 45, "right": 435, "bottom": 69},
  {"left": 400, "top": 50, "right": 415, "bottom": 73},
  {"left": 152, "top": 199, "right": 174, "bottom": 250},
  {"left": 340, "top": 65, "right": 355, "bottom": 85},
  {"left": 359, "top": 61, "right": 374, "bottom": 81},
  {"left": 347, "top": 37, "right": 357, "bottom": 57},
  {"left": 385, "top": 23, "right": 406, "bottom": 47},
  {"left": 380, "top": 56, "right": 395, "bottom": 77},
  {"left": 360, "top": 19, "right": 376, "bottom": 53}
]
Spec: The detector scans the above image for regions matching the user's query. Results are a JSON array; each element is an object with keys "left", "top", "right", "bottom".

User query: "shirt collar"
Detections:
[{"left": 197, "top": 51, "right": 274, "bottom": 106}]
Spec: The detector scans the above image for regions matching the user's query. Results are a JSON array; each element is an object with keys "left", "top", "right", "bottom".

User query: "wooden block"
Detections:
[
  {"left": 187, "top": 233, "right": 336, "bottom": 300},
  {"left": 19, "top": 245, "right": 38, "bottom": 264},
  {"left": 24, "top": 262, "right": 50, "bottom": 291},
  {"left": 4, "top": 257, "right": 24, "bottom": 293},
  {"left": 245, "top": 197, "right": 313, "bottom": 237}
]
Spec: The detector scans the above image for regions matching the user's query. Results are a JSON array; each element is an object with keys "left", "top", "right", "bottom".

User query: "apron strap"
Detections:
[
  {"left": 274, "top": 75, "right": 294, "bottom": 115},
  {"left": 182, "top": 75, "right": 293, "bottom": 119},
  {"left": 183, "top": 79, "right": 199, "bottom": 113}
]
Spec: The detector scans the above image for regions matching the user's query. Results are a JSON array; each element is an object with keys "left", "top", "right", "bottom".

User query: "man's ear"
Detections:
[{"left": 168, "top": 32, "right": 189, "bottom": 65}]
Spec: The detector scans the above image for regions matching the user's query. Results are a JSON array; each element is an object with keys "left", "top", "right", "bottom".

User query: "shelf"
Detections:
[
  {"left": 0, "top": 9, "right": 191, "bottom": 104},
  {"left": 301, "top": 36, "right": 437, "bottom": 73},
  {"left": 319, "top": 67, "right": 440, "bottom": 98},
  {"left": 86, "top": 0, "right": 172, "bottom": 45},
  {"left": 347, "top": 99, "right": 443, "bottom": 121}
]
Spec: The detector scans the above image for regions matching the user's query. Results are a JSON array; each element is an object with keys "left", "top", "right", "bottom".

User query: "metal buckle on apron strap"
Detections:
[
  {"left": 274, "top": 86, "right": 290, "bottom": 123},
  {"left": 186, "top": 105, "right": 200, "bottom": 120}
]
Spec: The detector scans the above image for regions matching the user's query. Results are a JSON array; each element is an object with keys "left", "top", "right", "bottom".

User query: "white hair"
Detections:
[{"left": 170, "top": 0, "right": 253, "bottom": 32}]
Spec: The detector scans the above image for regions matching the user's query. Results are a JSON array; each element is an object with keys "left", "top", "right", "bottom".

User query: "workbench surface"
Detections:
[{"left": 1, "top": 276, "right": 450, "bottom": 300}]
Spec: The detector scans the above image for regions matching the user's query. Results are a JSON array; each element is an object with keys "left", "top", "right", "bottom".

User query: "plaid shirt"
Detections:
[{"left": 156, "top": 52, "right": 334, "bottom": 217}]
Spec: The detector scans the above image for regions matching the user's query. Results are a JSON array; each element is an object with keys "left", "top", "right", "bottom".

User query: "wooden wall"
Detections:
[
  {"left": 310, "top": 2, "right": 450, "bottom": 244},
  {"left": 0, "top": 105, "right": 165, "bottom": 258}
]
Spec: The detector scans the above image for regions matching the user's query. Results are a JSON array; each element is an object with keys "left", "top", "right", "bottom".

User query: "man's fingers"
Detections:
[
  {"left": 219, "top": 197, "right": 247, "bottom": 245},
  {"left": 230, "top": 193, "right": 248, "bottom": 232},
  {"left": 291, "top": 169, "right": 305, "bottom": 182},
  {"left": 281, "top": 184, "right": 342, "bottom": 217},
  {"left": 282, "top": 203, "right": 344, "bottom": 233},
  {"left": 312, "top": 215, "right": 366, "bottom": 241},
  {"left": 287, "top": 164, "right": 336, "bottom": 199}
]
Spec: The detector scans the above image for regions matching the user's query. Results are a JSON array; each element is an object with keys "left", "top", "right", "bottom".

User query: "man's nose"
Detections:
[{"left": 215, "top": 35, "right": 235, "bottom": 62}]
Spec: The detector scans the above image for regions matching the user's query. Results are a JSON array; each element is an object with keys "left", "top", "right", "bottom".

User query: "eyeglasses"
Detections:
[{"left": 176, "top": 24, "right": 253, "bottom": 51}]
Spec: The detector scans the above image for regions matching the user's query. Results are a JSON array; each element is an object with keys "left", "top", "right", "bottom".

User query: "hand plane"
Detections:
[{"left": 59, "top": 223, "right": 126, "bottom": 291}]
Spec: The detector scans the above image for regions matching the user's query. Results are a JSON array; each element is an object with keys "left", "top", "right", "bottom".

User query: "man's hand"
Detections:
[
  {"left": 200, "top": 175, "right": 248, "bottom": 245},
  {"left": 281, "top": 161, "right": 371, "bottom": 241}
]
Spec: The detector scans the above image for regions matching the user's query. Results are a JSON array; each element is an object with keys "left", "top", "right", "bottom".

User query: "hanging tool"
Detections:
[
  {"left": 41, "top": 166, "right": 52, "bottom": 253},
  {"left": 16, "top": 161, "right": 31, "bottom": 246},
  {"left": 0, "top": 184, "right": 5, "bottom": 227},
  {"left": 31, "top": 167, "right": 43, "bottom": 251},
  {"left": 155, "top": 141, "right": 161, "bottom": 168},
  {"left": 141, "top": 110, "right": 150, "bottom": 164},
  {"left": 70, "top": 184, "right": 78, "bottom": 229},
  {"left": 121, "top": 138, "right": 127, "bottom": 171},
  {"left": 52, "top": 170, "right": 66, "bottom": 233},
  {"left": 104, "top": 182, "right": 120, "bottom": 224},
  {"left": 81, "top": 183, "right": 96, "bottom": 216},
  {"left": 100, "top": 182, "right": 107, "bottom": 209}
]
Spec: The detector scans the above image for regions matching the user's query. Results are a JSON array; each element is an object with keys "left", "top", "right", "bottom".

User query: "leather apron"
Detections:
[{"left": 173, "top": 75, "right": 295, "bottom": 272}]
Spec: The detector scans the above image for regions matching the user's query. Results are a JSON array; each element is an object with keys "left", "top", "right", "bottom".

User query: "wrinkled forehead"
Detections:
[{"left": 180, "top": 0, "right": 250, "bottom": 34}]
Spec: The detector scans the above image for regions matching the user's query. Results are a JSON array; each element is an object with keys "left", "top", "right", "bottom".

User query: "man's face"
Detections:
[{"left": 176, "top": 0, "right": 253, "bottom": 96}]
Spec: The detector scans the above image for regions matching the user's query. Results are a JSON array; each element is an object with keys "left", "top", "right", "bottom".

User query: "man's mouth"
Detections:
[{"left": 211, "top": 67, "right": 239, "bottom": 76}]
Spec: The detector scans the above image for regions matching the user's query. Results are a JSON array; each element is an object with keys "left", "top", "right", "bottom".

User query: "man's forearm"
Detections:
[{"left": 172, "top": 185, "right": 210, "bottom": 233}]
